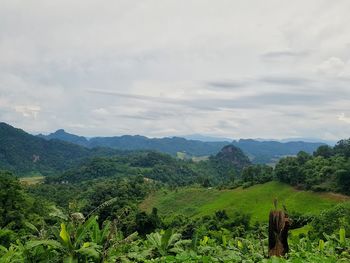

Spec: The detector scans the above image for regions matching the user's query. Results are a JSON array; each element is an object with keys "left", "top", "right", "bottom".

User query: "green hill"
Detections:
[
  {"left": 140, "top": 181, "right": 349, "bottom": 222},
  {"left": 39, "top": 129, "right": 229, "bottom": 157},
  {"left": 0, "top": 122, "right": 122, "bottom": 175}
]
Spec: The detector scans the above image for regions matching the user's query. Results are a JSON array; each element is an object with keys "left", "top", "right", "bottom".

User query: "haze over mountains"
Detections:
[
  {"left": 0, "top": 122, "right": 327, "bottom": 176},
  {"left": 38, "top": 127, "right": 325, "bottom": 164},
  {"left": 38, "top": 129, "right": 228, "bottom": 157}
]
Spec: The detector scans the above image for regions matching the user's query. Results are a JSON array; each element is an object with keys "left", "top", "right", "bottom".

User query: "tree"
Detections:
[
  {"left": 0, "top": 171, "right": 26, "bottom": 229},
  {"left": 336, "top": 168, "right": 350, "bottom": 195},
  {"left": 334, "top": 139, "right": 350, "bottom": 158},
  {"left": 274, "top": 157, "right": 304, "bottom": 186},
  {"left": 314, "top": 145, "right": 334, "bottom": 158},
  {"left": 242, "top": 165, "right": 273, "bottom": 184},
  {"left": 297, "top": 151, "right": 311, "bottom": 165},
  {"left": 136, "top": 212, "right": 156, "bottom": 235}
]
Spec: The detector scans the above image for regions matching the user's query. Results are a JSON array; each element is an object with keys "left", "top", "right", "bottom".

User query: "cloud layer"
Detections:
[{"left": 0, "top": 0, "right": 350, "bottom": 141}]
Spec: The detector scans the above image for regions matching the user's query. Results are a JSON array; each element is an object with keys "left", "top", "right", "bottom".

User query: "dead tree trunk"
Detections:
[{"left": 268, "top": 210, "right": 290, "bottom": 257}]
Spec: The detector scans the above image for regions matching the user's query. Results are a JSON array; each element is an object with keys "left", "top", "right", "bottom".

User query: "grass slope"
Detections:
[
  {"left": 19, "top": 176, "right": 44, "bottom": 185},
  {"left": 140, "top": 181, "right": 349, "bottom": 222}
]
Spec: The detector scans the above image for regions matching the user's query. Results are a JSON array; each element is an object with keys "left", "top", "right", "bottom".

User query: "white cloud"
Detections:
[
  {"left": 317, "top": 57, "right": 345, "bottom": 76},
  {"left": 338, "top": 113, "right": 350, "bottom": 124},
  {"left": 92, "top": 108, "right": 109, "bottom": 116},
  {"left": 316, "top": 57, "right": 350, "bottom": 78},
  {"left": 0, "top": 0, "right": 350, "bottom": 140},
  {"left": 14, "top": 105, "right": 41, "bottom": 119}
]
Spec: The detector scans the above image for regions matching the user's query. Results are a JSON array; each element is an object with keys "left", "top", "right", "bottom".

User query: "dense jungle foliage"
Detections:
[
  {"left": 1, "top": 123, "right": 350, "bottom": 262},
  {"left": 1, "top": 170, "right": 350, "bottom": 262},
  {"left": 274, "top": 139, "right": 350, "bottom": 194}
]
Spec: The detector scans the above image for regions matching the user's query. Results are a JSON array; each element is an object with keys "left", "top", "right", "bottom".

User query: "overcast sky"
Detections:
[{"left": 1, "top": 0, "right": 350, "bottom": 140}]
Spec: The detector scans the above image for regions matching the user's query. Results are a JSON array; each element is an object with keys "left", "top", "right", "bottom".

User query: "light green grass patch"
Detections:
[
  {"left": 140, "top": 181, "right": 349, "bottom": 222},
  {"left": 191, "top": 156, "right": 209, "bottom": 162},
  {"left": 176, "top": 152, "right": 187, "bottom": 160},
  {"left": 19, "top": 176, "right": 44, "bottom": 185},
  {"left": 291, "top": 224, "right": 313, "bottom": 237}
]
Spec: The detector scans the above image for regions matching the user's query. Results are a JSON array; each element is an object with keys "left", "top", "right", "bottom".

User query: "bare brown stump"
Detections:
[{"left": 268, "top": 210, "right": 290, "bottom": 257}]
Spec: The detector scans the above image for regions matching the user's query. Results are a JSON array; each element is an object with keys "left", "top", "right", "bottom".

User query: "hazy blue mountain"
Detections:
[
  {"left": 232, "top": 139, "right": 325, "bottom": 164},
  {"left": 39, "top": 130, "right": 229, "bottom": 156},
  {"left": 39, "top": 129, "right": 325, "bottom": 164},
  {"left": 88, "top": 135, "right": 228, "bottom": 156},
  {"left": 279, "top": 137, "right": 336, "bottom": 145},
  {"left": 183, "top": 134, "right": 232, "bottom": 142},
  {"left": 38, "top": 129, "right": 89, "bottom": 146}
]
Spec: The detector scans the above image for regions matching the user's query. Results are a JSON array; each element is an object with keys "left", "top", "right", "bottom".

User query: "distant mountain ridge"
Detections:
[
  {"left": 0, "top": 123, "right": 122, "bottom": 175},
  {"left": 39, "top": 128, "right": 325, "bottom": 164},
  {"left": 183, "top": 134, "right": 232, "bottom": 142},
  {"left": 38, "top": 129, "right": 89, "bottom": 146},
  {"left": 38, "top": 130, "right": 229, "bottom": 157},
  {"left": 232, "top": 139, "right": 325, "bottom": 163}
]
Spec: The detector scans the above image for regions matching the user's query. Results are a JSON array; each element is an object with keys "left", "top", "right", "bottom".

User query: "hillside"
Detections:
[
  {"left": 0, "top": 123, "right": 250, "bottom": 182},
  {"left": 193, "top": 144, "right": 251, "bottom": 184},
  {"left": 140, "top": 181, "right": 349, "bottom": 222},
  {"left": 214, "top": 144, "right": 251, "bottom": 170},
  {"left": 0, "top": 123, "right": 121, "bottom": 175}
]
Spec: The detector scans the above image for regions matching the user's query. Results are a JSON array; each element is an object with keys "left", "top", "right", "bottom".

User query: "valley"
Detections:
[
  {"left": 2, "top": 2, "right": 349, "bottom": 261},
  {"left": 0, "top": 122, "right": 350, "bottom": 262}
]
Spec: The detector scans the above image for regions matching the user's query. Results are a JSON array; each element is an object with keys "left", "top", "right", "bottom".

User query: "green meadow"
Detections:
[{"left": 140, "top": 181, "right": 349, "bottom": 222}]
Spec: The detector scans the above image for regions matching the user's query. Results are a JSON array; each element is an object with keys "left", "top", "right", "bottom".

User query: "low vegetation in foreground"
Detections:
[
  {"left": 1, "top": 126, "right": 350, "bottom": 261},
  {"left": 1, "top": 170, "right": 350, "bottom": 262}
]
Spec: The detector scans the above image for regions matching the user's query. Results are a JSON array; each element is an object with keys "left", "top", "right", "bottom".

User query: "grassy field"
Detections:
[
  {"left": 19, "top": 176, "right": 44, "bottom": 185},
  {"left": 176, "top": 152, "right": 209, "bottom": 162},
  {"left": 140, "top": 181, "right": 349, "bottom": 222}
]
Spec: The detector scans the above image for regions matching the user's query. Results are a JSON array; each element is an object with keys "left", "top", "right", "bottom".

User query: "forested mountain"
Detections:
[
  {"left": 89, "top": 136, "right": 229, "bottom": 157},
  {"left": 197, "top": 144, "right": 252, "bottom": 184},
  {"left": 45, "top": 144, "right": 252, "bottom": 187},
  {"left": 39, "top": 129, "right": 229, "bottom": 156},
  {"left": 0, "top": 122, "right": 330, "bottom": 180},
  {"left": 38, "top": 129, "right": 89, "bottom": 146},
  {"left": 46, "top": 152, "right": 201, "bottom": 186},
  {"left": 0, "top": 123, "right": 252, "bottom": 180},
  {"left": 39, "top": 129, "right": 324, "bottom": 163},
  {"left": 232, "top": 139, "right": 325, "bottom": 163},
  {"left": 214, "top": 145, "right": 251, "bottom": 169},
  {"left": 0, "top": 123, "right": 122, "bottom": 175}
]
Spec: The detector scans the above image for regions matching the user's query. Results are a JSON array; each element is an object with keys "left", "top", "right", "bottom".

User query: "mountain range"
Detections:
[
  {"left": 38, "top": 129, "right": 229, "bottom": 157},
  {"left": 38, "top": 128, "right": 325, "bottom": 164},
  {"left": 0, "top": 122, "right": 329, "bottom": 176},
  {"left": 0, "top": 123, "right": 122, "bottom": 175},
  {"left": 232, "top": 139, "right": 324, "bottom": 164}
]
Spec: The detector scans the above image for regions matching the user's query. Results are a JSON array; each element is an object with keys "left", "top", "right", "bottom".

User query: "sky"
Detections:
[{"left": 1, "top": 0, "right": 350, "bottom": 141}]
